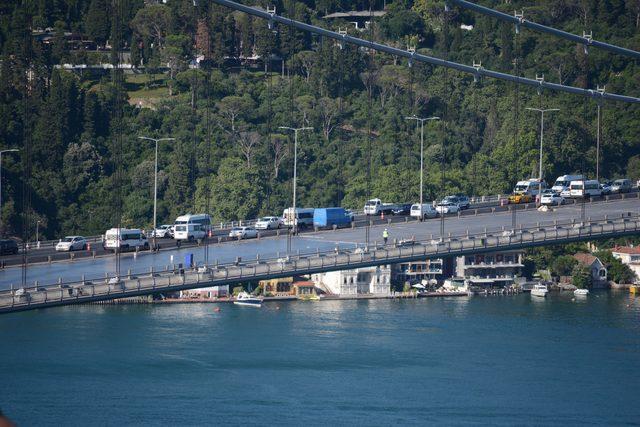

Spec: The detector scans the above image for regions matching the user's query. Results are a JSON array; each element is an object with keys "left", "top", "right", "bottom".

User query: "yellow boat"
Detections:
[
  {"left": 298, "top": 294, "right": 320, "bottom": 301},
  {"left": 630, "top": 285, "right": 639, "bottom": 294}
]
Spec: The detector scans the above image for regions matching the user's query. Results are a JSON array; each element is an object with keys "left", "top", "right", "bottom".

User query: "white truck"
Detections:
[{"left": 363, "top": 198, "right": 397, "bottom": 216}]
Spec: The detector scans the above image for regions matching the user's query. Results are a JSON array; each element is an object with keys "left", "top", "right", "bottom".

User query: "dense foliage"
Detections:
[{"left": 1, "top": 0, "right": 640, "bottom": 239}]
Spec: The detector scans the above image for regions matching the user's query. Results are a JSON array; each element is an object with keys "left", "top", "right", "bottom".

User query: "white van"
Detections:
[
  {"left": 282, "top": 208, "right": 315, "bottom": 228},
  {"left": 569, "top": 180, "right": 602, "bottom": 198},
  {"left": 552, "top": 175, "right": 584, "bottom": 194},
  {"left": 104, "top": 228, "right": 149, "bottom": 252},
  {"left": 410, "top": 203, "right": 437, "bottom": 220},
  {"left": 174, "top": 214, "right": 212, "bottom": 241}
]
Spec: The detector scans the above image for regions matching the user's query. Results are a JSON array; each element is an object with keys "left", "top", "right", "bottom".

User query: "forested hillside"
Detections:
[{"left": 1, "top": 0, "right": 639, "bottom": 239}]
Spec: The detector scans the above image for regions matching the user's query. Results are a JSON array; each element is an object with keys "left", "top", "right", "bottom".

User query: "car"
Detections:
[
  {"left": 228, "top": 226, "right": 258, "bottom": 239},
  {"left": 540, "top": 190, "right": 564, "bottom": 206},
  {"left": 508, "top": 193, "right": 533, "bottom": 204},
  {"left": 454, "top": 194, "right": 470, "bottom": 209},
  {"left": 255, "top": 216, "right": 283, "bottom": 230},
  {"left": 55, "top": 236, "right": 87, "bottom": 252},
  {"left": 0, "top": 239, "right": 19, "bottom": 255},
  {"left": 391, "top": 203, "right": 412, "bottom": 215},
  {"left": 611, "top": 179, "right": 632, "bottom": 193},
  {"left": 600, "top": 182, "right": 612, "bottom": 195},
  {"left": 435, "top": 201, "right": 460, "bottom": 214},
  {"left": 151, "top": 224, "right": 174, "bottom": 238}
]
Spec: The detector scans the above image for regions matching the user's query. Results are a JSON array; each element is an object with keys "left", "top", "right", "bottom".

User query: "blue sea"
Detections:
[{"left": 1, "top": 292, "right": 639, "bottom": 425}]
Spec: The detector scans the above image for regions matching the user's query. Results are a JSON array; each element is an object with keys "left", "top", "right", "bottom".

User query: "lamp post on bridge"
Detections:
[
  {"left": 279, "top": 126, "right": 312, "bottom": 253},
  {"left": 0, "top": 148, "right": 19, "bottom": 236},
  {"left": 526, "top": 108, "right": 559, "bottom": 205},
  {"left": 405, "top": 116, "right": 440, "bottom": 220},
  {"left": 138, "top": 136, "right": 176, "bottom": 251}
]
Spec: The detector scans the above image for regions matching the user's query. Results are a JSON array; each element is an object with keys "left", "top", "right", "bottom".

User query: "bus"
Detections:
[{"left": 174, "top": 214, "right": 212, "bottom": 241}]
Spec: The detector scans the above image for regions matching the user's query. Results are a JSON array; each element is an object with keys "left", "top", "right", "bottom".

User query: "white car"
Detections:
[
  {"left": 56, "top": 236, "right": 87, "bottom": 252},
  {"left": 229, "top": 226, "right": 258, "bottom": 239},
  {"left": 540, "top": 190, "right": 564, "bottom": 206},
  {"left": 435, "top": 201, "right": 460, "bottom": 214},
  {"left": 255, "top": 216, "right": 283, "bottom": 230},
  {"left": 151, "top": 224, "right": 174, "bottom": 238}
]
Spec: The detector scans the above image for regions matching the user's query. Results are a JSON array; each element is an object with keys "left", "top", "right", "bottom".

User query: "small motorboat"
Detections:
[
  {"left": 233, "top": 291, "right": 263, "bottom": 307},
  {"left": 574, "top": 288, "right": 589, "bottom": 296},
  {"left": 531, "top": 283, "right": 549, "bottom": 298}
]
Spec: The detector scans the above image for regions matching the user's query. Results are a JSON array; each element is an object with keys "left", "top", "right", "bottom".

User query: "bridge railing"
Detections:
[{"left": 1, "top": 213, "right": 639, "bottom": 313}]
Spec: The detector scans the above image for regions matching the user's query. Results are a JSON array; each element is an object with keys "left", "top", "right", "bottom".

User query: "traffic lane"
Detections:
[
  {"left": 2, "top": 197, "right": 637, "bottom": 290},
  {"left": 0, "top": 236, "right": 353, "bottom": 290},
  {"left": 299, "top": 198, "right": 640, "bottom": 244}
]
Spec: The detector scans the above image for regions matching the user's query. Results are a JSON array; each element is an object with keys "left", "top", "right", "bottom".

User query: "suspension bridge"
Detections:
[{"left": 7, "top": 0, "right": 640, "bottom": 313}]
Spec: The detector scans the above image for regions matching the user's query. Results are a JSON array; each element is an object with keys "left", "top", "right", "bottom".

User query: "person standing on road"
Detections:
[{"left": 383, "top": 228, "right": 389, "bottom": 245}]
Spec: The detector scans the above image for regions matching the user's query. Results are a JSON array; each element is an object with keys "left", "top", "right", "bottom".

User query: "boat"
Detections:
[
  {"left": 233, "top": 292, "right": 263, "bottom": 307},
  {"left": 574, "top": 288, "right": 589, "bottom": 296},
  {"left": 531, "top": 283, "right": 549, "bottom": 298},
  {"left": 298, "top": 294, "right": 320, "bottom": 301}
]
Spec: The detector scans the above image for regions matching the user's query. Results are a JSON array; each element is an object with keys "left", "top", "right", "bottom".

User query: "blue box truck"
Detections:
[{"left": 313, "top": 208, "right": 352, "bottom": 230}]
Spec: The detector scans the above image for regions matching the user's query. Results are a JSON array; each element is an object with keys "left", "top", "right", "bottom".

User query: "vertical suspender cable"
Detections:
[
  {"left": 21, "top": 1, "right": 32, "bottom": 289},
  {"left": 511, "top": 30, "right": 520, "bottom": 229},
  {"left": 365, "top": 0, "right": 373, "bottom": 248},
  {"left": 440, "top": 7, "right": 450, "bottom": 240}
]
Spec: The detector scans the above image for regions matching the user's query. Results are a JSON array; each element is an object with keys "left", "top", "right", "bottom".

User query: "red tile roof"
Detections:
[
  {"left": 612, "top": 246, "right": 640, "bottom": 255},
  {"left": 573, "top": 253, "right": 598, "bottom": 266}
]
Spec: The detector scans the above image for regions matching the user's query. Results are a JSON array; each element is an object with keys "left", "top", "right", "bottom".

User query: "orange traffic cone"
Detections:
[{"left": 381, "top": 211, "right": 385, "bottom": 220}]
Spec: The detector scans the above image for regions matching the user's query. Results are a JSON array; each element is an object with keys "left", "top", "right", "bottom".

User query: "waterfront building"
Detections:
[
  {"left": 573, "top": 253, "right": 608, "bottom": 288},
  {"left": 180, "top": 285, "right": 229, "bottom": 299},
  {"left": 455, "top": 251, "right": 524, "bottom": 288},
  {"left": 311, "top": 265, "right": 391, "bottom": 296},
  {"left": 392, "top": 258, "right": 446, "bottom": 285},
  {"left": 260, "top": 277, "right": 293, "bottom": 296},
  {"left": 292, "top": 281, "right": 317, "bottom": 297},
  {"left": 611, "top": 246, "right": 640, "bottom": 282}
]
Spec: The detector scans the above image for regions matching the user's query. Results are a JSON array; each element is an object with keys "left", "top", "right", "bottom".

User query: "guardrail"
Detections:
[{"left": 2, "top": 212, "right": 639, "bottom": 314}]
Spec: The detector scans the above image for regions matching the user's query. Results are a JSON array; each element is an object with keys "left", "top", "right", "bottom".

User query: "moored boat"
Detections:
[
  {"left": 574, "top": 288, "right": 589, "bottom": 296},
  {"left": 234, "top": 291, "right": 263, "bottom": 307},
  {"left": 531, "top": 283, "right": 549, "bottom": 298}
]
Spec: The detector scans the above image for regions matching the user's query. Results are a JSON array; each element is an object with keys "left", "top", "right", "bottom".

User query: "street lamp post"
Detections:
[
  {"left": 405, "top": 116, "right": 440, "bottom": 220},
  {"left": 0, "top": 149, "right": 19, "bottom": 235},
  {"left": 138, "top": 136, "right": 175, "bottom": 251},
  {"left": 279, "top": 126, "right": 312, "bottom": 251},
  {"left": 526, "top": 108, "right": 559, "bottom": 204}
]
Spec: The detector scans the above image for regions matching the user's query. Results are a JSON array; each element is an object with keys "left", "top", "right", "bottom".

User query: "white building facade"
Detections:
[
  {"left": 611, "top": 247, "right": 640, "bottom": 282},
  {"left": 311, "top": 265, "right": 391, "bottom": 296}
]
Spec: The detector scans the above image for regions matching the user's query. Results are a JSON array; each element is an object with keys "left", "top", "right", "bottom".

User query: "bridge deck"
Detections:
[{"left": 2, "top": 214, "right": 639, "bottom": 314}]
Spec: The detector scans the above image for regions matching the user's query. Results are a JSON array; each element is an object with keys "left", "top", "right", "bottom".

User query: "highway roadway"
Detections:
[{"left": 1, "top": 197, "right": 638, "bottom": 290}]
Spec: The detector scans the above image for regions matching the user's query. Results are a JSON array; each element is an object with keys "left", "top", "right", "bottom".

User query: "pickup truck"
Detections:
[{"left": 363, "top": 198, "right": 397, "bottom": 216}]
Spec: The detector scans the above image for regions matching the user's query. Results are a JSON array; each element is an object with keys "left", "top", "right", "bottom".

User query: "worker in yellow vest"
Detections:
[{"left": 383, "top": 228, "right": 389, "bottom": 245}]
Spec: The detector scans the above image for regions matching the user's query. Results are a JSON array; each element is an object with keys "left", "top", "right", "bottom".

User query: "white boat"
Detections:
[
  {"left": 531, "top": 283, "right": 549, "bottom": 298},
  {"left": 233, "top": 291, "right": 263, "bottom": 307},
  {"left": 574, "top": 288, "right": 589, "bottom": 296}
]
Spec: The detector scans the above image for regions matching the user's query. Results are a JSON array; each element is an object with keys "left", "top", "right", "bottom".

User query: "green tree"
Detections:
[
  {"left": 551, "top": 255, "right": 578, "bottom": 278},
  {"left": 572, "top": 264, "right": 593, "bottom": 289},
  {"left": 196, "top": 158, "right": 266, "bottom": 222},
  {"left": 85, "top": 0, "right": 110, "bottom": 47}
]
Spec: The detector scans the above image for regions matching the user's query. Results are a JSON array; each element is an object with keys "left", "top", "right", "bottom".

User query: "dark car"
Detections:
[
  {"left": 0, "top": 239, "right": 19, "bottom": 255},
  {"left": 392, "top": 203, "right": 412, "bottom": 215}
]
